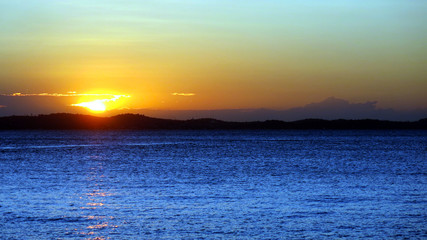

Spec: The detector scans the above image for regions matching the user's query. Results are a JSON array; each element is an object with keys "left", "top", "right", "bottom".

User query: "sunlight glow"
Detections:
[
  {"left": 73, "top": 100, "right": 107, "bottom": 112},
  {"left": 71, "top": 93, "right": 130, "bottom": 113}
]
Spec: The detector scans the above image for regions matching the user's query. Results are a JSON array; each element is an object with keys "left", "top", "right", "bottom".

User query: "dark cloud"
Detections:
[
  {"left": 108, "top": 97, "right": 427, "bottom": 121},
  {"left": 0, "top": 95, "right": 86, "bottom": 116},
  {"left": 0, "top": 93, "right": 130, "bottom": 116},
  {"left": 1, "top": 95, "right": 426, "bottom": 121}
]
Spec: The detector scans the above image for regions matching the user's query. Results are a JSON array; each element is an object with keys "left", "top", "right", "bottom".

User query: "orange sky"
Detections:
[{"left": 0, "top": 1, "right": 426, "bottom": 115}]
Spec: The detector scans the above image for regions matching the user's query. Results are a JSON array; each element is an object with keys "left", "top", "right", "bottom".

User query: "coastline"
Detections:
[{"left": 1, "top": 113, "right": 426, "bottom": 130}]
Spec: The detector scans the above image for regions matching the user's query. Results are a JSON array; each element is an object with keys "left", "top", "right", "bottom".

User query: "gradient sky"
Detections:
[{"left": 0, "top": 0, "right": 426, "bottom": 114}]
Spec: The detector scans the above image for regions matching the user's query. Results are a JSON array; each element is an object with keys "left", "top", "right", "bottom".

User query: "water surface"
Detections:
[{"left": 0, "top": 130, "right": 426, "bottom": 239}]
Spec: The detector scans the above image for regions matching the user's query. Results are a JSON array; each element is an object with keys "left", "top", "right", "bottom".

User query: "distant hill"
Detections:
[
  {"left": 105, "top": 97, "right": 427, "bottom": 122},
  {"left": 2, "top": 96, "right": 426, "bottom": 121},
  {"left": 0, "top": 113, "right": 426, "bottom": 130}
]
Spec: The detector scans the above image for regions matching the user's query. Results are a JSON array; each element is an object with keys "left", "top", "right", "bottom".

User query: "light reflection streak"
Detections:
[{"left": 71, "top": 155, "right": 120, "bottom": 239}]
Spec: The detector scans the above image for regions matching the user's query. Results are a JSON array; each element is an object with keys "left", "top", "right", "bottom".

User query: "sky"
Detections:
[{"left": 0, "top": 0, "right": 426, "bottom": 117}]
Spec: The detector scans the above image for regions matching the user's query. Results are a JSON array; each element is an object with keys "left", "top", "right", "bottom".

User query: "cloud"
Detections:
[
  {"left": 109, "top": 97, "right": 427, "bottom": 122},
  {"left": 2, "top": 94, "right": 426, "bottom": 121},
  {"left": 0, "top": 92, "right": 130, "bottom": 116},
  {"left": 172, "top": 93, "right": 195, "bottom": 97},
  {"left": 1, "top": 92, "right": 130, "bottom": 98}
]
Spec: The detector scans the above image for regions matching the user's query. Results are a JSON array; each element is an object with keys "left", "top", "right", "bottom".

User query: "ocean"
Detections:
[{"left": 0, "top": 130, "right": 426, "bottom": 239}]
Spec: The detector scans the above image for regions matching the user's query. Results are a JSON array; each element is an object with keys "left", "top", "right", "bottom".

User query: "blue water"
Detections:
[{"left": 0, "top": 130, "right": 426, "bottom": 239}]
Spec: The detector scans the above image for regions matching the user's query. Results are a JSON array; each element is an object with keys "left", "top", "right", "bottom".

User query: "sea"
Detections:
[{"left": 0, "top": 130, "right": 426, "bottom": 239}]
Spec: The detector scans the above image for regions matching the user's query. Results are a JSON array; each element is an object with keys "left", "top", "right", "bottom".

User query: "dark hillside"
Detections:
[{"left": 0, "top": 113, "right": 426, "bottom": 130}]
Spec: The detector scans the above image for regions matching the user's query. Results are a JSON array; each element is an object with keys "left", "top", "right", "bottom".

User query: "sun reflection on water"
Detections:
[{"left": 70, "top": 155, "right": 120, "bottom": 239}]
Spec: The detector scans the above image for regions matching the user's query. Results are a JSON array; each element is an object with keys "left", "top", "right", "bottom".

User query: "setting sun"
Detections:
[
  {"left": 70, "top": 93, "right": 130, "bottom": 113},
  {"left": 73, "top": 99, "right": 107, "bottom": 112}
]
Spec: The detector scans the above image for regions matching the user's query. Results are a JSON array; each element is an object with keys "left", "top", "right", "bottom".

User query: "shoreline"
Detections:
[{"left": 1, "top": 113, "right": 426, "bottom": 130}]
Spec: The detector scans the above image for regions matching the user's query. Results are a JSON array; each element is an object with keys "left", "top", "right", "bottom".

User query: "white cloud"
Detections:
[
  {"left": 172, "top": 92, "right": 195, "bottom": 97},
  {"left": 1, "top": 92, "right": 130, "bottom": 98}
]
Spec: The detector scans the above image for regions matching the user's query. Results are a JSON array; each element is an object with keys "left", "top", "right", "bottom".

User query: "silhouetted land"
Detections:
[{"left": 1, "top": 113, "right": 426, "bottom": 130}]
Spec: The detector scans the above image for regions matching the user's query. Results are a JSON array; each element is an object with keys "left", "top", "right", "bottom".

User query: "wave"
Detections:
[{"left": 0, "top": 142, "right": 183, "bottom": 150}]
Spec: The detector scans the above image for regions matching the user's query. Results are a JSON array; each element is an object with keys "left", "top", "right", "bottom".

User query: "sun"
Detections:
[
  {"left": 70, "top": 93, "right": 130, "bottom": 113},
  {"left": 70, "top": 93, "right": 131, "bottom": 114},
  {"left": 73, "top": 99, "right": 107, "bottom": 112}
]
